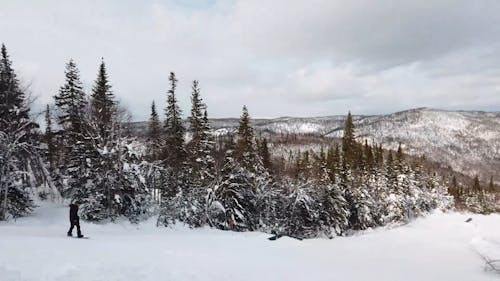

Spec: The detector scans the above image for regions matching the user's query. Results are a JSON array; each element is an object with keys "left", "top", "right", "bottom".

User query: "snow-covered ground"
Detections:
[{"left": 1, "top": 204, "right": 499, "bottom": 281}]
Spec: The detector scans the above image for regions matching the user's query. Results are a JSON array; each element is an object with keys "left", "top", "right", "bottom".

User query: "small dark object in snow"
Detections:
[
  {"left": 268, "top": 230, "right": 303, "bottom": 241},
  {"left": 465, "top": 218, "right": 473, "bottom": 223}
]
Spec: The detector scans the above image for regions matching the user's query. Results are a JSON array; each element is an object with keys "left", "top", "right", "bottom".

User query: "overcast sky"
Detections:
[{"left": 1, "top": 0, "right": 500, "bottom": 120}]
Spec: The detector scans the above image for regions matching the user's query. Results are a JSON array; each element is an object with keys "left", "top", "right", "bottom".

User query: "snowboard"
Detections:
[{"left": 68, "top": 236, "right": 89, "bottom": 239}]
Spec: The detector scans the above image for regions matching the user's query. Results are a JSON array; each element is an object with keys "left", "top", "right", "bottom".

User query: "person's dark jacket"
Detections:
[{"left": 69, "top": 204, "right": 79, "bottom": 221}]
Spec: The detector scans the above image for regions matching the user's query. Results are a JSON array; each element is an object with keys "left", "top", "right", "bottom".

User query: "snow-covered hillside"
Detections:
[
  {"left": 260, "top": 109, "right": 499, "bottom": 182},
  {"left": 332, "top": 108, "right": 500, "bottom": 182},
  {"left": 131, "top": 108, "right": 499, "bottom": 182},
  {"left": 1, "top": 204, "right": 499, "bottom": 281}
]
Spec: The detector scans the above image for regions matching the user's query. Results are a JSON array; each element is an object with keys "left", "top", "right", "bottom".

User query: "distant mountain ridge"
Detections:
[{"left": 127, "top": 108, "right": 500, "bottom": 182}]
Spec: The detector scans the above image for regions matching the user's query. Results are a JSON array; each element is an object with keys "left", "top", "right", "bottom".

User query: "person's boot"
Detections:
[
  {"left": 77, "top": 232, "right": 84, "bottom": 238},
  {"left": 67, "top": 232, "right": 73, "bottom": 237}
]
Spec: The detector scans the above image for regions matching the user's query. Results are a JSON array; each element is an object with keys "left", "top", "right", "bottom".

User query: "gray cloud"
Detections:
[{"left": 1, "top": 0, "right": 499, "bottom": 121}]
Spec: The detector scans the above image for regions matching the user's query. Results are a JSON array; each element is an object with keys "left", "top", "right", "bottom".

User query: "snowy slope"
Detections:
[
  {"left": 127, "top": 108, "right": 500, "bottom": 181},
  {"left": 1, "top": 204, "right": 499, "bottom": 281},
  {"left": 334, "top": 108, "right": 500, "bottom": 182}
]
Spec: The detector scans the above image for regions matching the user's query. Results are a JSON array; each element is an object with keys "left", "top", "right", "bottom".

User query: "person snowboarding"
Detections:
[{"left": 67, "top": 203, "right": 84, "bottom": 238}]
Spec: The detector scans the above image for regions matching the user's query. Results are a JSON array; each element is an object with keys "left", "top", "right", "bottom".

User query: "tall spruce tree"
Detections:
[
  {"left": 0, "top": 44, "right": 33, "bottom": 133},
  {"left": 163, "top": 72, "right": 185, "bottom": 169},
  {"left": 53, "top": 60, "right": 91, "bottom": 200},
  {"left": 187, "top": 81, "right": 215, "bottom": 180},
  {"left": 342, "top": 111, "right": 356, "bottom": 167},
  {"left": 235, "top": 105, "right": 257, "bottom": 169},
  {"left": 148, "top": 101, "right": 162, "bottom": 160},
  {"left": 90, "top": 59, "right": 115, "bottom": 142},
  {"left": 54, "top": 60, "right": 87, "bottom": 134},
  {"left": 188, "top": 81, "right": 204, "bottom": 144},
  {"left": 79, "top": 61, "right": 150, "bottom": 222},
  {"left": 0, "top": 44, "right": 37, "bottom": 220}
]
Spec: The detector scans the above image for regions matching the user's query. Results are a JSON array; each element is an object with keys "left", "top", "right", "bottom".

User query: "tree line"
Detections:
[{"left": 0, "top": 44, "right": 496, "bottom": 238}]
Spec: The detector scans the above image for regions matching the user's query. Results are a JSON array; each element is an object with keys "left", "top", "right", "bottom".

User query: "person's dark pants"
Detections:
[{"left": 68, "top": 219, "right": 82, "bottom": 236}]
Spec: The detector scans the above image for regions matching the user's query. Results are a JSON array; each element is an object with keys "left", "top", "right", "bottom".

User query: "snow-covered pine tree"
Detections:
[
  {"left": 157, "top": 72, "right": 191, "bottom": 227},
  {"left": 53, "top": 59, "right": 90, "bottom": 199},
  {"left": 235, "top": 105, "right": 258, "bottom": 168},
  {"left": 342, "top": 111, "right": 357, "bottom": 167},
  {"left": 143, "top": 101, "right": 166, "bottom": 204},
  {"left": 0, "top": 127, "right": 36, "bottom": 220},
  {"left": 284, "top": 181, "right": 322, "bottom": 238},
  {"left": 0, "top": 44, "right": 38, "bottom": 220},
  {"left": 78, "top": 60, "right": 118, "bottom": 220},
  {"left": 187, "top": 80, "right": 215, "bottom": 182},
  {"left": 318, "top": 182, "right": 350, "bottom": 236},
  {"left": 207, "top": 106, "right": 272, "bottom": 231},
  {"left": 54, "top": 60, "right": 87, "bottom": 135},
  {"left": 162, "top": 80, "right": 216, "bottom": 228},
  {"left": 380, "top": 151, "right": 406, "bottom": 223},
  {"left": 348, "top": 175, "right": 376, "bottom": 230},
  {"left": 207, "top": 149, "right": 259, "bottom": 230},
  {"left": 77, "top": 61, "right": 150, "bottom": 222},
  {"left": 162, "top": 72, "right": 186, "bottom": 170},
  {"left": 90, "top": 59, "right": 115, "bottom": 142},
  {"left": 147, "top": 101, "right": 162, "bottom": 161}
]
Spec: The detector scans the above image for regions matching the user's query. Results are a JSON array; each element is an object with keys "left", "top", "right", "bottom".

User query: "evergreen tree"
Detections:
[
  {"left": 318, "top": 182, "right": 350, "bottom": 236},
  {"left": 188, "top": 80, "right": 205, "bottom": 153},
  {"left": 207, "top": 150, "right": 258, "bottom": 231},
  {"left": 235, "top": 105, "right": 256, "bottom": 168},
  {"left": 53, "top": 60, "right": 91, "bottom": 200},
  {"left": 73, "top": 61, "right": 150, "bottom": 222},
  {"left": 54, "top": 59, "right": 87, "bottom": 134},
  {"left": 90, "top": 59, "right": 115, "bottom": 142},
  {"left": 0, "top": 44, "right": 34, "bottom": 134},
  {"left": 285, "top": 182, "right": 321, "bottom": 238},
  {"left": 349, "top": 183, "right": 376, "bottom": 230},
  {"left": 163, "top": 72, "right": 185, "bottom": 170},
  {"left": 342, "top": 111, "right": 356, "bottom": 166},
  {"left": 0, "top": 44, "right": 37, "bottom": 220},
  {"left": 148, "top": 101, "right": 161, "bottom": 160},
  {"left": 187, "top": 80, "right": 213, "bottom": 174}
]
